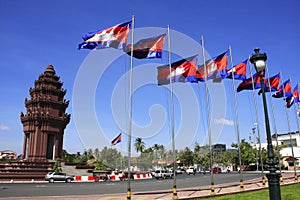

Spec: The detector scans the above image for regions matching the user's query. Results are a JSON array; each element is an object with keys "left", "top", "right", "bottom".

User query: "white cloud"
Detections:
[
  {"left": 213, "top": 118, "right": 234, "bottom": 126},
  {"left": 0, "top": 125, "right": 10, "bottom": 131}
]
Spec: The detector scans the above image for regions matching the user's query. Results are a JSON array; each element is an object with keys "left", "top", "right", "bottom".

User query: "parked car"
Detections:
[
  {"left": 175, "top": 168, "right": 184, "bottom": 174},
  {"left": 186, "top": 167, "right": 196, "bottom": 175},
  {"left": 212, "top": 167, "right": 221, "bottom": 173},
  {"left": 45, "top": 172, "right": 74, "bottom": 183},
  {"left": 154, "top": 169, "right": 173, "bottom": 179}
]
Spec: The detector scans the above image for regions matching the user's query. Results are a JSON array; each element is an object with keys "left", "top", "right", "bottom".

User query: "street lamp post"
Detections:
[{"left": 250, "top": 48, "right": 281, "bottom": 200}]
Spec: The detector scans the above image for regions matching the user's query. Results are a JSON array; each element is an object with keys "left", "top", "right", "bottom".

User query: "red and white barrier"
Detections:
[
  {"left": 74, "top": 176, "right": 95, "bottom": 182},
  {"left": 133, "top": 173, "right": 152, "bottom": 180},
  {"left": 109, "top": 175, "right": 120, "bottom": 181},
  {"left": 74, "top": 173, "right": 152, "bottom": 182}
]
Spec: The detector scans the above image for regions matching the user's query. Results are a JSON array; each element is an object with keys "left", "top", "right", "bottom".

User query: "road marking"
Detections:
[{"left": 105, "top": 183, "right": 116, "bottom": 185}]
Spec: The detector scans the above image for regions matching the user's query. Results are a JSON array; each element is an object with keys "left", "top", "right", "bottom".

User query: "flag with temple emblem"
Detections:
[
  {"left": 78, "top": 21, "right": 131, "bottom": 50},
  {"left": 157, "top": 55, "right": 198, "bottom": 85},
  {"left": 237, "top": 71, "right": 264, "bottom": 92},
  {"left": 111, "top": 133, "right": 122, "bottom": 145},
  {"left": 272, "top": 79, "right": 292, "bottom": 98},
  {"left": 125, "top": 34, "right": 166, "bottom": 59},
  {"left": 197, "top": 50, "right": 229, "bottom": 82},
  {"left": 226, "top": 59, "right": 247, "bottom": 80}
]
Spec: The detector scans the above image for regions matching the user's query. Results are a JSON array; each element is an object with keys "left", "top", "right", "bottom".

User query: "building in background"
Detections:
[
  {"left": 272, "top": 131, "right": 300, "bottom": 168},
  {"left": 213, "top": 144, "right": 226, "bottom": 154}
]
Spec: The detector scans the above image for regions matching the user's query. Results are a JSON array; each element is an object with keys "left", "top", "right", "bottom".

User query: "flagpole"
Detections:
[
  {"left": 127, "top": 15, "right": 134, "bottom": 200},
  {"left": 249, "top": 56, "right": 266, "bottom": 186},
  {"left": 298, "top": 84, "right": 300, "bottom": 117},
  {"left": 292, "top": 83, "right": 300, "bottom": 182},
  {"left": 201, "top": 35, "right": 215, "bottom": 195},
  {"left": 228, "top": 46, "right": 244, "bottom": 190},
  {"left": 167, "top": 25, "right": 178, "bottom": 200},
  {"left": 294, "top": 82, "right": 300, "bottom": 129},
  {"left": 265, "top": 66, "right": 283, "bottom": 183},
  {"left": 282, "top": 75, "right": 297, "bottom": 182}
]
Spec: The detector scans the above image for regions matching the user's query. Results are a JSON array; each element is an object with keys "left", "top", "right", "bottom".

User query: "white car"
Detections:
[
  {"left": 176, "top": 168, "right": 183, "bottom": 174},
  {"left": 154, "top": 169, "right": 173, "bottom": 179},
  {"left": 186, "top": 167, "right": 196, "bottom": 175},
  {"left": 45, "top": 172, "right": 74, "bottom": 183}
]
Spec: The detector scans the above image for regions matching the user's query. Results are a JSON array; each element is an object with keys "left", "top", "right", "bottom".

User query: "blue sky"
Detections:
[{"left": 1, "top": 0, "right": 300, "bottom": 155}]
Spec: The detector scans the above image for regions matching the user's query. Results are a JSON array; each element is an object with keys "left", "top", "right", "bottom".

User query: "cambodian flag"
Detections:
[
  {"left": 237, "top": 71, "right": 264, "bottom": 92},
  {"left": 258, "top": 72, "right": 280, "bottom": 94},
  {"left": 78, "top": 21, "right": 131, "bottom": 50},
  {"left": 125, "top": 34, "right": 166, "bottom": 59},
  {"left": 286, "top": 85, "right": 299, "bottom": 108},
  {"left": 197, "top": 50, "right": 229, "bottom": 82},
  {"left": 294, "top": 85, "right": 299, "bottom": 103},
  {"left": 226, "top": 59, "right": 247, "bottom": 80},
  {"left": 111, "top": 133, "right": 122, "bottom": 145},
  {"left": 272, "top": 79, "right": 292, "bottom": 98},
  {"left": 157, "top": 55, "right": 198, "bottom": 85}
]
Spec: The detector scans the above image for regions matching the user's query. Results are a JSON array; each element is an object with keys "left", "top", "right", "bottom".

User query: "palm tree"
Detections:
[
  {"left": 158, "top": 145, "right": 166, "bottom": 166},
  {"left": 134, "top": 137, "right": 145, "bottom": 154},
  {"left": 94, "top": 148, "right": 101, "bottom": 161},
  {"left": 153, "top": 144, "right": 160, "bottom": 168}
]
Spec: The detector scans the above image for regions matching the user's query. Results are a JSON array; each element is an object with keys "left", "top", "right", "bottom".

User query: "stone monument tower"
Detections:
[{"left": 20, "top": 65, "right": 70, "bottom": 161}]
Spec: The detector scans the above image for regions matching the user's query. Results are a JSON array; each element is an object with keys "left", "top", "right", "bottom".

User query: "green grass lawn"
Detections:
[{"left": 204, "top": 183, "right": 300, "bottom": 200}]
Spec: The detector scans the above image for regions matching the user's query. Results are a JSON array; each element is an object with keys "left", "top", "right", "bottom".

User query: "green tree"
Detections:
[
  {"left": 81, "top": 149, "right": 94, "bottom": 164},
  {"left": 94, "top": 161, "right": 109, "bottom": 170},
  {"left": 134, "top": 137, "right": 145, "bottom": 154},
  {"left": 192, "top": 144, "right": 210, "bottom": 169},
  {"left": 153, "top": 144, "right": 160, "bottom": 168},
  {"left": 52, "top": 158, "right": 62, "bottom": 172},
  {"left": 62, "top": 149, "right": 76, "bottom": 162},
  {"left": 177, "top": 147, "right": 194, "bottom": 166},
  {"left": 137, "top": 150, "right": 153, "bottom": 171},
  {"left": 94, "top": 148, "right": 101, "bottom": 161},
  {"left": 73, "top": 152, "right": 81, "bottom": 163},
  {"left": 158, "top": 145, "right": 166, "bottom": 160},
  {"left": 231, "top": 139, "right": 267, "bottom": 166},
  {"left": 165, "top": 150, "right": 174, "bottom": 163},
  {"left": 100, "top": 147, "right": 122, "bottom": 169}
]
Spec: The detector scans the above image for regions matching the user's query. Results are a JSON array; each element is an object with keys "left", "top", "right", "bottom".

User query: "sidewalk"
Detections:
[{"left": 3, "top": 172, "right": 299, "bottom": 200}]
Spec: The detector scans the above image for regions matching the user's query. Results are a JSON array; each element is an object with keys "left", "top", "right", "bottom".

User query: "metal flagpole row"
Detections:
[
  {"left": 201, "top": 35, "right": 215, "bottom": 195},
  {"left": 265, "top": 66, "right": 283, "bottom": 184},
  {"left": 248, "top": 56, "right": 266, "bottom": 186},
  {"left": 228, "top": 46, "right": 244, "bottom": 190},
  {"left": 127, "top": 15, "right": 134, "bottom": 200},
  {"left": 281, "top": 75, "right": 298, "bottom": 182},
  {"left": 167, "top": 25, "right": 178, "bottom": 200}
]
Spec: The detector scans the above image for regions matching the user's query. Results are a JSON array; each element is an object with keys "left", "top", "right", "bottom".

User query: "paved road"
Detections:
[{"left": 0, "top": 172, "right": 262, "bottom": 198}]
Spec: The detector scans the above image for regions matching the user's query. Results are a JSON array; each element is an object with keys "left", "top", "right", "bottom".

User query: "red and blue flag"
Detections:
[
  {"left": 157, "top": 55, "right": 198, "bottom": 85},
  {"left": 125, "top": 34, "right": 166, "bottom": 59},
  {"left": 286, "top": 85, "right": 299, "bottom": 108},
  {"left": 237, "top": 71, "right": 264, "bottom": 92},
  {"left": 258, "top": 72, "right": 280, "bottom": 94},
  {"left": 294, "top": 85, "right": 299, "bottom": 103},
  {"left": 226, "top": 59, "right": 247, "bottom": 80},
  {"left": 111, "top": 133, "right": 122, "bottom": 145},
  {"left": 272, "top": 79, "right": 292, "bottom": 98},
  {"left": 78, "top": 21, "right": 131, "bottom": 50},
  {"left": 197, "top": 50, "right": 229, "bottom": 82}
]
